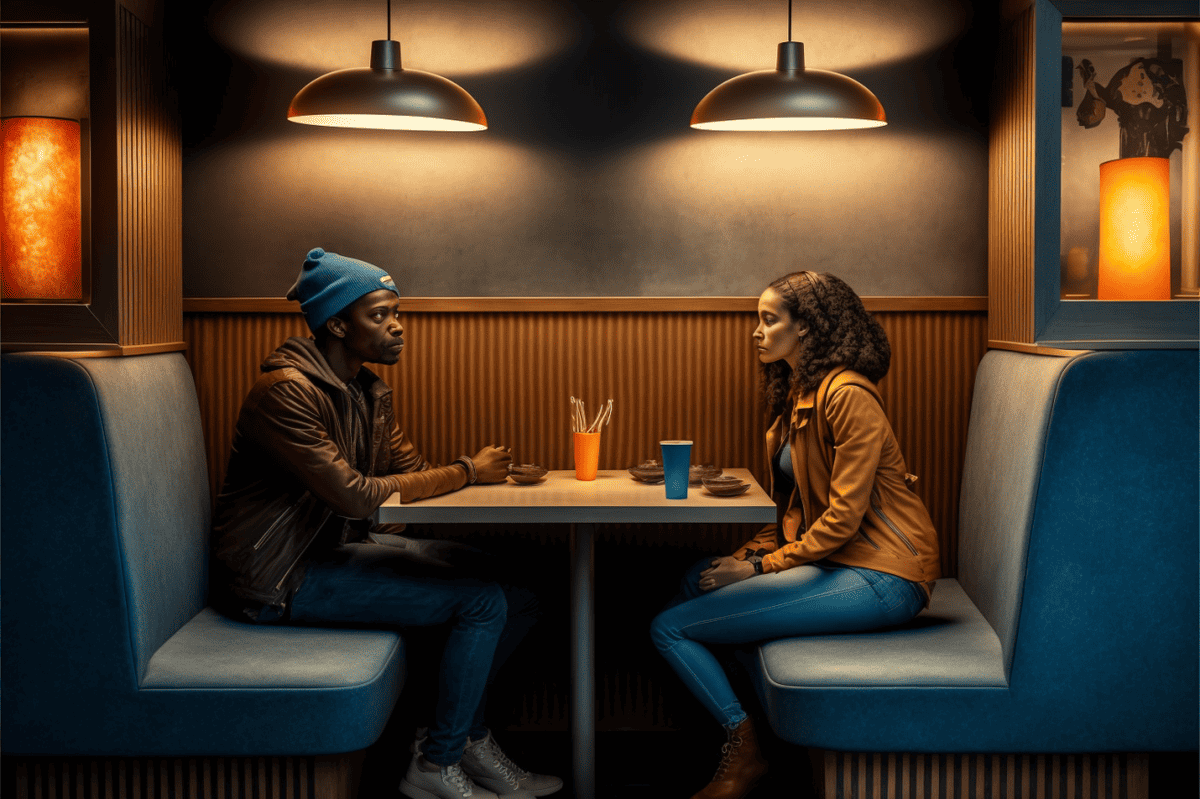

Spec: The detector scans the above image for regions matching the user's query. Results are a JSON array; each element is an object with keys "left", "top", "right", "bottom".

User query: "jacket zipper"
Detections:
[
  {"left": 274, "top": 507, "right": 334, "bottom": 591},
  {"left": 252, "top": 495, "right": 308, "bottom": 550},
  {"left": 870, "top": 487, "right": 919, "bottom": 556},
  {"left": 858, "top": 526, "right": 883, "bottom": 550}
]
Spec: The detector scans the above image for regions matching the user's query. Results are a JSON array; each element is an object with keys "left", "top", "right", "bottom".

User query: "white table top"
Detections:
[{"left": 377, "top": 468, "right": 777, "bottom": 525}]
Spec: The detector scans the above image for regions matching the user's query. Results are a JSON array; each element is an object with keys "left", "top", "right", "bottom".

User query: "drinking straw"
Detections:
[
  {"left": 587, "top": 398, "right": 613, "bottom": 433},
  {"left": 570, "top": 396, "right": 586, "bottom": 433}
]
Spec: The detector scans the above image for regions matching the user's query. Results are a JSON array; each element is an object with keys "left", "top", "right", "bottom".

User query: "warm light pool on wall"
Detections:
[
  {"left": 287, "top": 0, "right": 486, "bottom": 131},
  {"left": 690, "top": 0, "right": 887, "bottom": 131}
]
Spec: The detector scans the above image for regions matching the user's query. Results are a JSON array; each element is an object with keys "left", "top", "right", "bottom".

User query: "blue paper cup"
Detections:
[{"left": 660, "top": 440, "right": 693, "bottom": 500}]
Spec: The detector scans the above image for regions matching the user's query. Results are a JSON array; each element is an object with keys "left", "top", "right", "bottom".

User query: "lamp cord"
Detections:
[
  {"left": 787, "top": 0, "right": 792, "bottom": 42},
  {"left": 387, "top": 0, "right": 392, "bottom": 40}
]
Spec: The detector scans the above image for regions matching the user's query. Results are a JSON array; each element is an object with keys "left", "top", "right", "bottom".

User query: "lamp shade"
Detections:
[
  {"left": 1097, "top": 156, "right": 1171, "bottom": 301},
  {"left": 1, "top": 117, "right": 83, "bottom": 301},
  {"left": 288, "top": 40, "right": 486, "bottom": 132},
  {"left": 691, "top": 42, "right": 886, "bottom": 131}
]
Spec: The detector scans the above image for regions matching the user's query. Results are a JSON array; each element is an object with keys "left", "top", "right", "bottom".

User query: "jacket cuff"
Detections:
[{"left": 452, "top": 455, "right": 477, "bottom": 485}]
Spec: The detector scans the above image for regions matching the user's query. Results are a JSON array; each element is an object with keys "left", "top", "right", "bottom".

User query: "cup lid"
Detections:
[{"left": 659, "top": 440, "right": 693, "bottom": 445}]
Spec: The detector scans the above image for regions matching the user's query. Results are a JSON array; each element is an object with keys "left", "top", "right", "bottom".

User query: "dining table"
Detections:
[{"left": 378, "top": 468, "right": 777, "bottom": 799}]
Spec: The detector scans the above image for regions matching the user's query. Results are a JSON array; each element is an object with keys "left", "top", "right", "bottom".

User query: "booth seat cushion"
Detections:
[
  {"left": 134, "top": 609, "right": 406, "bottom": 755},
  {"left": 143, "top": 608, "right": 401, "bottom": 689},
  {"left": 757, "top": 579, "right": 1005, "bottom": 689}
]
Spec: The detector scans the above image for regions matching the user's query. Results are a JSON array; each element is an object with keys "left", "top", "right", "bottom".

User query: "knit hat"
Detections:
[{"left": 286, "top": 247, "right": 400, "bottom": 332}]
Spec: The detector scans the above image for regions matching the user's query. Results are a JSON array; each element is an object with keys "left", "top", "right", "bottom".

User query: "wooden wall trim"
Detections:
[
  {"left": 116, "top": 5, "right": 182, "bottom": 347},
  {"left": 0, "top": 341, "right": 188, "bottom": 358},
  {"left": 184, "top": 296, "right": 989, "bottom": 314},
  {"left": 987, "top": 339, "right": 1090, "bottom": 357}
]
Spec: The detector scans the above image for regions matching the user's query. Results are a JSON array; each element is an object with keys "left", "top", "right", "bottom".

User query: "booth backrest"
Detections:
[
  {"left": 956, "top": 350, "right": 1074, "bottom": 678},
  {"left": 1006, "top": 349, "right": 1198, "bottom": 739},
  {"left": 1, "top": 353, "right": 211, "bottom": 689},
  {"left": 957, "top": 348, "right": 1198, "bottom": 732}
]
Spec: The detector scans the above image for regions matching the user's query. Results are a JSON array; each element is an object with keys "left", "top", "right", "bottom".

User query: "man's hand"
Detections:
[
  {"left": 699, "top": 556, "right": 757, "bottom": 591},
  {"left": 472, "top": 445, "right": 513, "bottom": 483}
]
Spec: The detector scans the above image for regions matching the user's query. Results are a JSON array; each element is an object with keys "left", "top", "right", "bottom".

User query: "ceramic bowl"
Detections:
[
  {"left": 508, "top": 464, "right": 548, "bottom": 485},
  {"left": 689, "top": 465, "right": 722, "bottom": 485},
  {"left": 702, "top": 475, "right": 749, "bottom": 497},
  {"left": 628, "top": 461, "right": 665, "bottom": 484}
]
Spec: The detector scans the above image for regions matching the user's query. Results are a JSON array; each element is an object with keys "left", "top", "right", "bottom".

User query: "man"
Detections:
[{"left": 211, "top": 248, "right": 562, "bottom": 799}]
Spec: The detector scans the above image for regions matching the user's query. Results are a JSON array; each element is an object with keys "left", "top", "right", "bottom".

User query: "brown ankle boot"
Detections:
[{"left": 689, "top": 717, "right": 769, "bottom": 799}]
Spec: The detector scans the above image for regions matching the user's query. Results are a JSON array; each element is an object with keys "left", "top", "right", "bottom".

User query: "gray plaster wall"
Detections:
[{"left": 174, "top": 0, "right": 996, "bottom": 298}]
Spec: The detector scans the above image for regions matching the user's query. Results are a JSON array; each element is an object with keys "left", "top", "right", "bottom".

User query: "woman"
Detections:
[{"left": 650, "top": 270, "right": 940, "bottom": 799}]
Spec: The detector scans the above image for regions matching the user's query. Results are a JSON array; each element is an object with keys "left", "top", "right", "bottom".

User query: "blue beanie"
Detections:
[{"left": 286, "top": 248, "right": 400, "bottom": 331}]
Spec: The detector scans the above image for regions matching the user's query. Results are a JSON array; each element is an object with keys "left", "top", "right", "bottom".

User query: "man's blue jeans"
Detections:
[
  {"left": 650, "top": 557, "right": 927, "bottom": 728},
  {"left": 281, "top": 542, "right": 537, "bottom": 766}
]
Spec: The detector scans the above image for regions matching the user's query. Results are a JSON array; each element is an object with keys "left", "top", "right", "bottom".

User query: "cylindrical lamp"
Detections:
[
  {"left": 1, "top": 116, "right": 83, "bottom": 301},
  {"left": 1097, "top": 156, "right": 1171, "bottom": 301}
]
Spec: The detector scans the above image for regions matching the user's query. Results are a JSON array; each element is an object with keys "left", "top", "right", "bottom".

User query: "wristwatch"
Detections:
[{"left": 745, "top": 555, "right": 764, "bottom": 575}]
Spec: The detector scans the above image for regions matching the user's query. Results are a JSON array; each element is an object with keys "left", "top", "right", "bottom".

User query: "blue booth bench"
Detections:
[
  {"left": 750, "top": 348, "right": 1199, "bottom": 798},
  {"left": 1, "top": 352, "right": 406, "bottom": 799}
]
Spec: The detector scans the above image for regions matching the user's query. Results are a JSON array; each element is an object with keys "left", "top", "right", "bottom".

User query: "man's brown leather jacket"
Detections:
[{"left": 211, "top": 337, "right": 467, "bottom": 609}]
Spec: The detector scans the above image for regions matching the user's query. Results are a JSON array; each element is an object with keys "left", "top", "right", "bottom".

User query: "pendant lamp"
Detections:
[
  {"left": 690, "top": 0, "right": 886, "bottom": 131},
  {"left": 288, "top": 0, "right": 486, "bottom": 131}
]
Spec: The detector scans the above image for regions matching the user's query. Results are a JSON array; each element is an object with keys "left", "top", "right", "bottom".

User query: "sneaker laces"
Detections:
[
  {"left": 484, "top": 736, "right": 530, "bottom": 782},
  {"left": 440, "top": 763, "right": 474, "bottom": 797}
]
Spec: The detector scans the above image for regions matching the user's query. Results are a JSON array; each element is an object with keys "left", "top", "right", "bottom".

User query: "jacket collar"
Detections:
[
  {"left": 263, "top": 336, "right": 392, "bottom": 401},
  {"left": 789, "top": 387, "right": 816, "bottom": 430}
]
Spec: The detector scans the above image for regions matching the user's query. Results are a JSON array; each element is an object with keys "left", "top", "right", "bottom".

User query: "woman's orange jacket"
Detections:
[{"left": 734, "top": 368, "right": 941, "bottom": 597}]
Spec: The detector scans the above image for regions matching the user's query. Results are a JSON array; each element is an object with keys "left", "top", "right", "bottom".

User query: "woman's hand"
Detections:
[{"left": 699, "top": 556, "right": 757, "bottom": 591}]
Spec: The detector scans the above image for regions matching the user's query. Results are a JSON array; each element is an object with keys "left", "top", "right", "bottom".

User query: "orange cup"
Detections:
[{"left": 573, "top": 431, "right": 601, "bottom": 481}]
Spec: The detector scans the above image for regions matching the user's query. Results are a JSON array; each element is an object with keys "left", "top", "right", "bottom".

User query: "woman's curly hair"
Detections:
[{"left": 760, "top": 271, "right": 891, "bottom": 418}]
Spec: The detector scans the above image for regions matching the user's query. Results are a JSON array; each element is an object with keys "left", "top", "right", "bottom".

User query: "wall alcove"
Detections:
[{"left": 1, "top": 0, "right": 183, "bottom": 355}]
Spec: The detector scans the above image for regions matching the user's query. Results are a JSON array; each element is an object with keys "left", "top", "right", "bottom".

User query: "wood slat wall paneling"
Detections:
[
  {"left": 819, "top": 751, "right": 1150, "bottom": 799},
  {"left": 183, "top": 310, "right": 986, "bottom": 578},
  {"left": 1, "top": 754, "right": 361, "bottom": 799},
  {"left": 989, "top": 3, "right": 1037, "bottom": 346},
  {"left": 117, "top": 6, "right": 181, "bottom": 348}
]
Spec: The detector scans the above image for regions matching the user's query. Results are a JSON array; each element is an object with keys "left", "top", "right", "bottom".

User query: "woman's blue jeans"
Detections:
[
  {"left": 281, "top": 543, "right": 537, "bottom": 766},
  {"left": 650, "top": 557, "right": 927, "bottom": 728}
]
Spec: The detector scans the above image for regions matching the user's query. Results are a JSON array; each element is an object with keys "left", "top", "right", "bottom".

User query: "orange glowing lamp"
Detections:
[
  {"left": 1097, "top": 156, "right": 1171, "bottom": 301},
  {"left": 1, "top": 117, "right": 83, "bottom": 301}
]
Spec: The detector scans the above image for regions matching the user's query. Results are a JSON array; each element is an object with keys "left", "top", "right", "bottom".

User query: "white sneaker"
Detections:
[
  {"left": 399, "top": 754, "right": 500, "bottom": 799},
  {"left": 462, "top": 731, "right": 563, "bottom": 797}
]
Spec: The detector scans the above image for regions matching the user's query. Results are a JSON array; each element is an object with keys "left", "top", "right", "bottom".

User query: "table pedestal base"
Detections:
[{"left": 570, "top": 522, "right": 595, "bottom": 799}]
